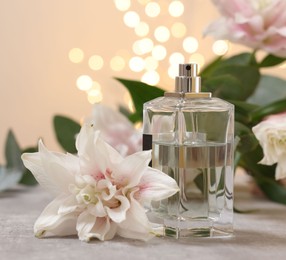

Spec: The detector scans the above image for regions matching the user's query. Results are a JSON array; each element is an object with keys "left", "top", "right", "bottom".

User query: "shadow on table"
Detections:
[
  {"left": 0, "top": 186, "right": 31, "bottom": 198},
  {"left": 106, "top": 228, "right": 286, "bottom": 248}
]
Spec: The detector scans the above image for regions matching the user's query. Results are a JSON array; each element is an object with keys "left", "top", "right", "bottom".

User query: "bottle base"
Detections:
[
  {"left": 164, "top": 226, "right": 233, "bottom": 239},
  {"left": 149, "top": 213, "right": 233, "bottom": 239}
]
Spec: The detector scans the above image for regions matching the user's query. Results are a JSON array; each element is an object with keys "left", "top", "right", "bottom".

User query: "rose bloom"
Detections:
[
  {"left": 252, "top": 112, "right": 286, "bottom": 180},
  {"left": 205, "top": 0, "right": 286, "bottom": 57}
]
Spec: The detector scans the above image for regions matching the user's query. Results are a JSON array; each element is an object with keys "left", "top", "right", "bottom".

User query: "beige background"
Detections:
[{"left": 0, "top": 0, "right": 284, "bottom": 163}]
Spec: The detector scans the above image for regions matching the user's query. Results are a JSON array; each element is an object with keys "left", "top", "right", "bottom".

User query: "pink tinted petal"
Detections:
[
  {"left": 212, "top": 0, "right": 254, "bottom": 17},
  {"left": 138, "top": 167, "right": 179, "bottom": 202},
  {"left": 235, "top": 15, "right": 264, "bottom": 34},
  {"left": 34, "top": 194, "right": 77, "bottom": 238},
  {"left": 91, "top": 104, "right": 134, "bottom": 130},
  {"left": 205, "top": 0, "right": 286, "bottom": 57},
  {"left": 112, "top": 150, "right": 152, "bottom": 189},
  {"left": 85, "top": 104, "right": 141, "bottom": 157},
  {"left": 93, "top": 137, "right": 124, "bottom": 178},
  {"left": 77, "top": 122, "right": 123, "bottom": 176}
]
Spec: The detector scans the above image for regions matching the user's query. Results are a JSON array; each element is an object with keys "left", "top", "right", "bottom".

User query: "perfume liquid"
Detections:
[{"left": 151, "top": 141, "right": 233, "bottom": 237}]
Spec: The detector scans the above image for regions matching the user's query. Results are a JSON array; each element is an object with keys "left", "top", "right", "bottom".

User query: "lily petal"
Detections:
[
  {"left": 58, "top": 195, "right": 79, "bottom": 215},
  {"left": 22, "top": 140, "right": 78, "bottom": 195},
  {"left": 117, "top": 191, "right": 153, "bottom": 241},
  {"left": 76, "top": 123, "right": 99, "bottom": 158},
  {"left": 77, "top": 124, "right": 123, "bottom": 178},
  {"left": 97, "top": 179, "right": 116, "bottom": 201},
  {"left": 87, "top": 198, "right": 106, "bottom": 217},
  {"left": 34, "top": 194, "right": 77, "bottom": 238},
  {"left": 112, "top": 150, "right": 152, "bottom": 189},
  {"left": 76, "top": 211, "right": 96, "bottom": 242},
  {"left": 105, "top": 195, "right": 130, "bottom": 223},
  {"left": 138, "top": 167, "right": 179, "bottom": 202},
  {"left": 93, "top": 137, "right": 124, "bottom": 176},
  {"left": 80, "top": 216, "right": 117, "bottom": 241}
]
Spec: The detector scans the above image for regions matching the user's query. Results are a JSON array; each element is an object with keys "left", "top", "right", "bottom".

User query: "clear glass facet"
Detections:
[{"left": 143, "top": 96, "right": 234, "bottom": 238}]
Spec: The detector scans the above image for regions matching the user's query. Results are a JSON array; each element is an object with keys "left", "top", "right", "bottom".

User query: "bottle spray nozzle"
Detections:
[
  {"left": 179, "top": 63, "right": 198, "bottom": 77},
  {"left": 165, "top": 63, "right": 212, "bottom": 98},
  {"left": 175, "top": 63, "right": 201, "bottom": 93}
]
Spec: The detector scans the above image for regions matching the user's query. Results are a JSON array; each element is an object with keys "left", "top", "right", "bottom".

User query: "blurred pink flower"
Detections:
[
  {"left": 252, "top": 112, "right": 286, "bottom": 180},
  {"left": 205, "top": 0, "right": 286, "bottom": 57},
  {"left": 85, "top": 104, "right": 142, "bottom": 157}
]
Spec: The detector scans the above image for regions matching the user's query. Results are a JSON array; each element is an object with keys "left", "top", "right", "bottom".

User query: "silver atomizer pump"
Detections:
[{"left": 165, "top": 63, "right": 212, "bottom": 98}]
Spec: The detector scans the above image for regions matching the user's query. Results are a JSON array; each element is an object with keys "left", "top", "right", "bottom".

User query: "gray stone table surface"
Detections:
[{"left": 1, "top": 184, "right": 286, "bottom": 260}]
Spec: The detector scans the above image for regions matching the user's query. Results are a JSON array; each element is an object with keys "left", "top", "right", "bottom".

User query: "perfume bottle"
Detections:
[{"left": 143, "top": 63, "right": 234, "bottom": 238}]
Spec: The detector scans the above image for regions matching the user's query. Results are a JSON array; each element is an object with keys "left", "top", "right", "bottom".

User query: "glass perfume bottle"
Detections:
[{"left": 143, "top": 63, "right": 234, "bottom": 238}]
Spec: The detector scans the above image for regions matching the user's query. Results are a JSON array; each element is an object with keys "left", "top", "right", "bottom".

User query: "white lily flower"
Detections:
[{"left": 21, "top": 123, "right": 179, "bottom": 242}]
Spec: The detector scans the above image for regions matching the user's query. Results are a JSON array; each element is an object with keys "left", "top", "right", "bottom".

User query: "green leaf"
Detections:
[
  {"left": 250, "top": 98, "right": 286, "bottom": 124},
  {"left": 259, "top": 54, "right": 286, "bottom": 68},
  {"left": 200, "top": 56, "right": 223, "bottom": 77},
  {"left": 5, "top": 130, "right": 23, "bottom": 170},
  {"left": 255, "top": 176, "right": 286, "bottom": 205},
  {"left": 231, "top": 100, "right": 259, "bottom": 124},
  {"left": 222, "top": 52, "right": 255, "bottom": 66},
  {"left": 206, "top": 64, "right": 260, "bottom": 101},
  {"left": 247, "top": 75, "right": 286, "bottom": 106},
  {"left": 0, "top": 167, "right": 23, "bottom": 191},
  {"left": 234, "top": 122, "right": 258, "bottom": 154},
  {"left": 201, "top": 52, "right": 254, "bottom": 77},
  {"left": 194, "top": 172, "right": 204, "bottom": 193},
  {"left": 234, "top": 151, "right": 241, "bottom": 169},
  {"left": 19, "top": 147, "right": 38, "bottom": 186},
  {"left": 118, "top": 105, "right": 131, "bottom": 119},
  {"left": 201, "top": 53, "right": 260, "bottom": 100},
  {"left": 203, "top": 74, "right": 243, "bottom": 100},
  {"left": 115, "top": 78, "right": 165, "bottom": 122},
  {"left": 20, "top": 169, "right": 38, "bottom": 186},
  {"left": 231, "top": 100, "right": 259, "bottom": 112},
  {"left": 53, "top": 115, "right": 81, "bottom": 153},
  {"left": 238, "top": 146, "right": 286, "bottom": 204}
]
